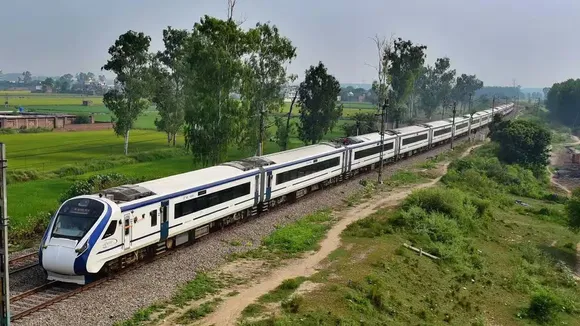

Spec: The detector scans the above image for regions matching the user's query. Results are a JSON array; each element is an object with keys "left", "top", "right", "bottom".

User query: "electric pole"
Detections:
[
  {"left": 492, "top": 95, "right": 496, "bottom": 117},
  {"left": 450, "top": 101, "right": 457, "bottom": 150},
  {"left": 257, "top": 104, "right": 265, "bottom": 156},
  {"left": 377, "top": 99, "right": 388, "bottom": 184},
  {"left": 0, "top": 143, "right": 9, "bottom": 326}
]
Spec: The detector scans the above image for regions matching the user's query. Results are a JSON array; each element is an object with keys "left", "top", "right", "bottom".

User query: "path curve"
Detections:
[{"left": 200, "top": 144, "right": 483, "bottom": 326}]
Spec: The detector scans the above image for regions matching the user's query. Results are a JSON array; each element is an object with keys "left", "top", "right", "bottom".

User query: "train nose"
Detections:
[{"left": 41, "top": 238, "right": 78, "bottom": 275}]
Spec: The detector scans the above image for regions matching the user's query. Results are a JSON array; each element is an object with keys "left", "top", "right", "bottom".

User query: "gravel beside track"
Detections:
[{"left": 13, "top": 134, "right": 482, "bottom": 326}]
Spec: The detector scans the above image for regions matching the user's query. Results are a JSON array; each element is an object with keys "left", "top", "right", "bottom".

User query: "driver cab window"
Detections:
[{"left": 102, "top": 221, "right": 117, "bottom": 239}]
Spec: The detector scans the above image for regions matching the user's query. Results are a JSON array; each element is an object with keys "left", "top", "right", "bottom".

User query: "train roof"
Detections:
[
  {"left": 262, "top": 143, "right": 342, "bottom": 165},
  {"left": 390, "top": 125, "right": 429, "bottom": 135},
  {"left": 346, "top": 132, "right": 396, "bottom": 144},
  {"left": 422, "top": 120, "right": 452, "bottom": 128}
]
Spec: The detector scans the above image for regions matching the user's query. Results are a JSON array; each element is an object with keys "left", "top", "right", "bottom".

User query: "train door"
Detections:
[
  {"left": 123, "top": 213, "right": 131, "bottom": 250},
  {"left": 265, "top": 172, "right": 273, "bottom": 201},
  {"left": 160, "top": 200, "right": 169, "bottom": 241}
]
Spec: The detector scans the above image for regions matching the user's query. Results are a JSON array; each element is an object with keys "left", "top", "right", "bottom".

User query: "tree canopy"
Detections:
[
  {"left": 490, "top": 119, "right": 551, "bottom": 175},
  {"left": 546, "top": 79, "right": 580, "bottom": 128},
  {"left": 298, "top": 62, "right": 342, "bottom": 144}
]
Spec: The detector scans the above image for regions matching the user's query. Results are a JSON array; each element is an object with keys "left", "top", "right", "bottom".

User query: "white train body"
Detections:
[{"left": 39, "top": 103, "right": 515, "bottom": 284}]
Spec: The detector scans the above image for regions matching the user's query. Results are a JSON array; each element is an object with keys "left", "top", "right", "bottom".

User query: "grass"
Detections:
[
  {"left": 177, "top": 298, "right": 222, "bottom": 323},
  {"left": 238, "top": 142, "right": 580, "bottom": 326},
  {"left": 258, "top": 277, "right": 307, "bottom": 303},
  {"left": 2, "top": 94, "right": 103, "bottom": 106},
  {"left": 3, "top": 129, "right": 184, "bottom": 171}
]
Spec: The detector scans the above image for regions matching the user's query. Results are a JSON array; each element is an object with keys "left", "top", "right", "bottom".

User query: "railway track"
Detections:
[
  {"left": 7, "top": 108, "right": 519, "bottom": 323},
  {"left": 9, "top": 252, "right": 39, "bottom": 274}
]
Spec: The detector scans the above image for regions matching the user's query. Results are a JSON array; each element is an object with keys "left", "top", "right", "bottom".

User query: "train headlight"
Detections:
[{"left": 75, "top": 242, "right": 89, "bottom": 255}]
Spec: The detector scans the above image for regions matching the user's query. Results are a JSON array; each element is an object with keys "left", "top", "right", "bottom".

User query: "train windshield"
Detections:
[{"left": 52, "top": 198, "right": 105, "bottom": 240}]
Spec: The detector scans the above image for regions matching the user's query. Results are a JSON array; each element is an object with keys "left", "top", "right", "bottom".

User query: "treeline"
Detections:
[
  {"left": 101, "top": 5, "right": 497, "bottom": 162},
  {"left": 0, "top": 71, "right": 108, "bottom": 95},
  {"left": 546, "top": 79, "right": 580, "bottom": 129}
]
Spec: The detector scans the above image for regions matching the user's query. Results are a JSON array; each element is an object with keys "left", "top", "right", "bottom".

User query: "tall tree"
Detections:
[
  {"left": 22, "top": 71, "right": 32, "bottom": 84},
  {"left": 102, "top": 30, "right": 151, "bottom": 155},
  {"left": 41, "top": 77, "right": 54, "bottom": 92},
  {"left": 277, "top": 89, "right": 298, "bottom": 150},
  {"left": 297, "top": 62, "right": 342, "bottom": 144},
  {"left": 150, "top": 27, "right": 189, "bottom": 146},
  {"left": 342, "top": 112, "right": 377, "bottom": 137},
  {"left": 418, "top": 57, "right": 456, "bottom": 119},
  {"left": 182, "top": 16, "right": 248, "bottom": 165},
  {"left": 384, "top": 38, "right": 427, "bottom": 127},
  {"left": 240, "top": 22, "right": 297, "bottom": 155}
]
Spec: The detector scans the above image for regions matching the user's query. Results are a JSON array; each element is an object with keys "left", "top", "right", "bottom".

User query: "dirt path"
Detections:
[
  {"left": 547, "top": 135, "right": 580, "bottom": 281},
  {"left": 198, "top": 144, "right": 482, "bottom": 326}
]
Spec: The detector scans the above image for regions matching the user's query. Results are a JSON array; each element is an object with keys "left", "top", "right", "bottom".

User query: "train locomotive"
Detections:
[{"left": 39, "top": 104, "right": 514, "bottom": 284}]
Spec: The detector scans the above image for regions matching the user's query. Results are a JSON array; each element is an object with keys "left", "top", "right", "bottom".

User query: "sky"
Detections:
[{"left": 1, "top": 0, "right": 579, "bottom": 88}]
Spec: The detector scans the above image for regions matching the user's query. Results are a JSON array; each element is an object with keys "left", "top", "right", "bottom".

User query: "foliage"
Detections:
[
  {"left": 73, "top": 114, "right": 91, "bottom": 124},
  {"left": 565, "top": 188, "right": 580, "bottom": 232},
  {"left": 274, "top": 115, "right": 294, "bottom": 150},
  {"left": 417, "top": 57, "right": 456, "bottom": 119},
  {"left": 490, "top": 119, "right": 552, "bottom": 174},
  {"left": 239, "top": 22, "right": 296, "bottom": 155},
  {"left": 384, "top": 38, "right": 427, "bottom": 127},
  {"left": 297, "top": 62, "right": 342, "bottom": 144},
  {"left": 452, "top": 74, "right": 484, "bottom": 114},
  {"left": 182, "top": 16, "right": 248, "bottom": 165},
  {"left": 526, "top": 290, "right": 561, "bottom": 324},
  {"left": 546, "top": 79, "right": 580, "bottom": 128},
  {"left": 342, "top": 112, "right": 378, "bottom": 136},
  {"left": 102, "top": 30, "right": 152, "bottom": 155},
  {"left": 59, "top": 172, "right": 130, "bottom": 203},
  {"left": 150, "top": 27, "right": 189, "bottom": 146},
  {"left": 475, "top": 86, "right": 524, "bottom": 99},
  {"left": 262, "top": 209, "right": 332, "bottom": 254}
]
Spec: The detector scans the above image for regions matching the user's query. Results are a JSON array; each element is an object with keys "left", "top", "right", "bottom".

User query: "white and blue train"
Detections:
[{"left": 39, "top": 103, "right": 514, "bottom": 284}]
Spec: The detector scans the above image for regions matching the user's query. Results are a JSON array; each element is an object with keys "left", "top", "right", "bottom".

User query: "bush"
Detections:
[
  {"left": 73, "top": 115, "right": 91, "bottom": 124},
  {"left": 526, "top": 290, "right": 560, "bottom": 324},
  {"left": 281, "top": 295, "right": 304, "bottom": 313},
  {"left": 7, "top": 169, "right": 41, "bottom": 183},
  {"left": 262, "top": 210, "right": 332, "bottom": 254}
]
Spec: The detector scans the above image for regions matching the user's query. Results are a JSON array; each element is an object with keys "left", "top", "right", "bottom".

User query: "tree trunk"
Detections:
[
  {"left": 172, "top": 133, "right": 176, "bottom": 147},
  {"left": 124, "top": 129, "right": 130, "bottom": 155},
  {"left": 257, "top": 103, "right": 264, "bottom": 156},
  {"left": 167, "top": 132, "right": 171, "bottom": 146},
  {"left": 283, "top": 90, "right": 299, "bottom": 150}
]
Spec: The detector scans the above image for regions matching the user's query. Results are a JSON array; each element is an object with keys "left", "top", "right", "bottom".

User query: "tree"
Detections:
[
  {"left": 277, "top": 89, "right": 298, "bottom": 150},
  {"left": 542, "top": 87, "right": 550, "bottom": 100},
  {"left": 368, "top": 35, "right": 392, "bottom": 118},
  {"left": 22, "top": 71, "right": 32, "bottom": 84},
  {"left": 240, "top": 22, "right": 296, "bottom": 155},
  {"left": 384, "top": 38, "right": 427, "bottom": 127},
  {"left": 56, "top": 74, "right": 73, "bottom": 93},
  {"left": 150, "top": 27, "right": 189, "bottom": 146},
  {"left": 418, "top": 57, "right": 455, "bottom": 119},
  {"left": 182, "top": 16, "right": 248, "bottom": 165},
  {"left": 566, "top": 188, "right": 580, "bottom": 232},
  {"left": 98, "top": 75, "right": 107, "bottom": 84},
  {"left": 342, "top": 112, "right": 377, "bottom": 136},
  {"left": 490, "top": 119, "right": 551, "bottom": 175},
  {"left": 546, "top": 79, "right": 580, "bottom": 128},
  {"left": 297, "top": 62, "right": 342, "bottom": 144},
  {"left": 102, "top": 30, "right": 151, "bottom": 155},
  {"left": 41, "top": 77, "right": 54, "bottom": 92},
  {"left": 452, "top": 74, "right": 483, "bottom": 115}
]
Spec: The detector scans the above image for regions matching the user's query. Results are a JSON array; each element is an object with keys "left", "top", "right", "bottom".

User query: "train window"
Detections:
[
  {"left": 174, "top": 183, "right": 251, "bottom": 219},
  {"left": 402, "top": 133, "right": 428, "bottom": 146},
  {"left": 456, "top": 122, "right": 469, "bottom": 130},
  {"left": 276, "top": 157, "right": 340, "bottom": 185},
  {"left": 150, "top": 210, "right": 157, "bottom": 227},
  {"left": 124, "top": 218, "right": 130, "bottom": 235},
  {"left": 354, "top": 143, "right": 394, "bottom": 160},
  {"left": 434, "top": 127, "right": 452, "bottom": 137},
  {"left": 102, "top": 221, "right": 117, "bottom": 239}
]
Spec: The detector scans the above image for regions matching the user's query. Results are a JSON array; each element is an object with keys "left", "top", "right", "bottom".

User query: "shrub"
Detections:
[
  {"left": 59, "top": 173, "right": 130, "bottom": 203},
  {"left": 281, "top": 295, "right": 304, "bottom": 313},
  {"left": 73, "top": 115, "right": 91, "bottom": 124},
  {"left": 526, "top": 290, "right": 560, "bottom": 324}
]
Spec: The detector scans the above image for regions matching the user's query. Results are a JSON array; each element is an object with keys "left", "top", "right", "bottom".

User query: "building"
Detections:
[{"left": 0, "top": 113, "right": 76, "bottom": 129}]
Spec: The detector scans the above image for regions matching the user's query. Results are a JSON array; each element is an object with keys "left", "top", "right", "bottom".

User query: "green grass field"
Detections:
[
  {"left": 3, "top": 129, "right": 183, "bottom": 171},
  {"left": 2, "top": 94, "right": 103, "bottom": 106}
]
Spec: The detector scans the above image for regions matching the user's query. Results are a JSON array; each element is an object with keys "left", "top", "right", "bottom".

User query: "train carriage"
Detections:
[
  {"left": 345, "top": 132, "right": 397, "bottom": 173},
  {"left": 422, "top": 120, "right": 453, "bottom": 145},
  {"left": 393, "top": 125, "right": 431, "bottom": 157},
  {"left": 452, "top": 117, "right": 470, "bottom": 137}
]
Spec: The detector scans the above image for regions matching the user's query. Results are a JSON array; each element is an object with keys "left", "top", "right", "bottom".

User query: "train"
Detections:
[{"left": 39, "top": 103, "right": 515, "bottom": 284}]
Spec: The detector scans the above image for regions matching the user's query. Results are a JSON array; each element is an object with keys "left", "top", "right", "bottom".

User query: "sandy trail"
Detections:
[{"left": 199, "top": 145, "right": 481, "bottom": 326}]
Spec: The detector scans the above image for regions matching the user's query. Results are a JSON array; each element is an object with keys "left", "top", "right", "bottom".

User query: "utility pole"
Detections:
[
  {"left": 450, "top": 102, "right": 457, "bottom": 150},
  {"left": 492, "top": 95, "right": 496, "bottom": 117},
  {"left": 0, "top": 143, "right": 9, "bottom": 326},
  {"left": 377, "top": 99, "right": 388, "bottom": 184}
]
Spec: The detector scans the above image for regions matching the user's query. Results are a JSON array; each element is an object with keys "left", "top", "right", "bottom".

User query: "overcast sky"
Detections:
[{"left": 1, "top": 0, "right": 578, "bottom": 87}]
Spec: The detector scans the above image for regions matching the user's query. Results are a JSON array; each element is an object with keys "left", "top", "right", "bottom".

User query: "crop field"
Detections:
[
  {"left": 3, "top": 94, "right": 103, "bottom": 106},
  {"left": 4, "top": 129, "right": 183, "bottom": 171},
  {"left": 280, "top": 101, "right": 376, "bottom": 118}
]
